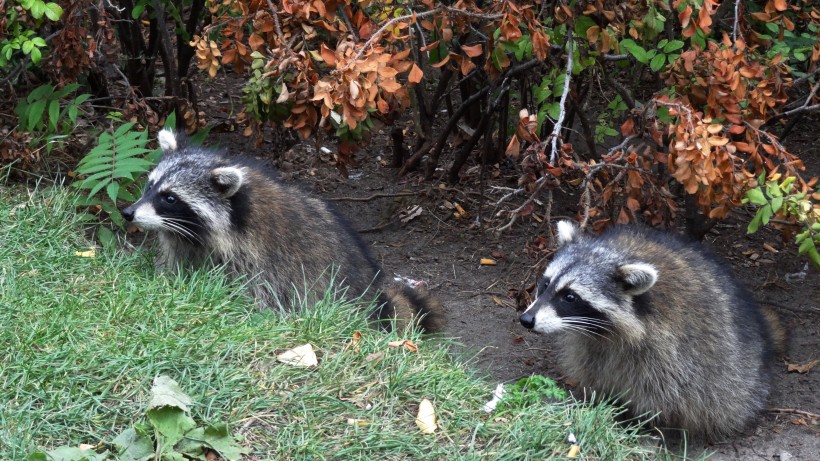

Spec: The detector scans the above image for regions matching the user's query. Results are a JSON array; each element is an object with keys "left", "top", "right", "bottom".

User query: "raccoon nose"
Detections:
[
  {"left": 520, "top": 313, "right": 535, "bottom": 329},
  {"left": 121, "top": 206, "right": 135, "bottom": 222}
]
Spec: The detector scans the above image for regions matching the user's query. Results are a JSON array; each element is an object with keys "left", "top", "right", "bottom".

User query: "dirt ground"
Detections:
[{"left": 190, "top": 69, "right": 819, "bottom": 459}]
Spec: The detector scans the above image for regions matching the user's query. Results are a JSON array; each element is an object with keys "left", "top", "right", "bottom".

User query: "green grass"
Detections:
[{"left": 0, "top": 185, "right": 667, "bottom": 460}]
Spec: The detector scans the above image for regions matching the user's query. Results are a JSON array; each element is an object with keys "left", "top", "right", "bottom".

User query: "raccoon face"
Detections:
[
  {"left": 121, "top": 129, "right": 247, "bottom": 245},
  {"left": 519, "top": 221, "right": 657, "bottom": 341}
]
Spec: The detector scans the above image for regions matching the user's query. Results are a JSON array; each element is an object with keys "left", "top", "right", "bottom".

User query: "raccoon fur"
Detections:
[
  {"left": 121, "top": 129, "right": 442, "bottom": 332},
  {"left": 519, "top": 220, "right": 781, "bottom": 437}
]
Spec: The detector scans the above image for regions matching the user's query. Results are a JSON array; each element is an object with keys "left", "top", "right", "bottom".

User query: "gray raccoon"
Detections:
[
  {"left": 519, "top": 220, "right": 781, "bottom": 437},
  {"left": 122, "top": 129, "right": 441, "bottom": 332}
]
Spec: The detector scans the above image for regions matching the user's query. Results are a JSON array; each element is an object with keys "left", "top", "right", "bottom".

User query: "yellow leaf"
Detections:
[
  {"left": 75, "top": 249, "right": 96, "bottom": 258},
  {"left": 415, "top": 399, "right": 437, "bottom": 434},
  {"left": 480, "top": 258, "right": 497, "bottom": 266},
  {"left": 567, "top": 444, "right": 581, "bottom": 458}
]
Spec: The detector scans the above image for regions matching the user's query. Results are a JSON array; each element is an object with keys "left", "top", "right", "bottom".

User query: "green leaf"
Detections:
[
  {"left": 146, "top": 406, "right": 196, "bottom": 448},
  {"left": 770, "top": 196, "right": 784, "bottom": 213},
  {"left": 31, "top": 37, "right": 47, "bottom": 47},
  {"left": 747, "top": 210, "right": 763, "bottom": 234},
  {"left": 112, "top": 428, "right": 154, "bottom": 461},
  {"left": 28, "top": 99, "right": 47, "bottom": 131},
  {"left": 649, "top": 53, "right": 666, "bottom": 72},
  {"left": 178, "top": 424, "right": 249, "bottom": 461},
  {"left": 22, "top": 40, "right": 34, "bottom": 54},
  {"left": 131, "top": 2, "right": 145, "bottom": 19},
  {"left": 760, "top": 204, "right": 773, "bottom": 225},
  {"left": 746, "top": 188, "right": 767, "bottom": 206},
  {"left": 97, "top": 226, "right": 116, "bottom": 248},
  {"left": 30, "top": 0, "right": 45, "bottom": 19},
  {"left": 798, "top": 234, "right": 815, "bottom": 255},
  {"left": 662, "top": 40, "right": 685, "bottom": 53},
  {"left": 49, "top": 99, "right": 60, "bottom": 132},
  {"left": 106, "top": 181, "right": 120, "bottom": 204},
  {"left": 114, "top": 122, "right": 138, "bottom": 138},
  {"left": 44, "top": 2, "right": 63, "bottom": 21},
  {"left": 808, "top": 244, "right": 820, "bottom": 268},
  {"left": 30, "top": 46, "right": 42, "bottom": 64},
  {"left": 620, "top": 39, "right": 649, "bottom": 64},
  {"left": 574, "top": 15, "right": 596, "bottom": 37},
  {"left": 88, "top": 177, "right": 113, "bottom": 198},
  {"left": 30, "top": 446, "right": 108, "bottom": 461}
]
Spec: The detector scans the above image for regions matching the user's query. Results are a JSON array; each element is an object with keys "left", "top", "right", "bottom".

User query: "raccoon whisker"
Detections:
[{"left": 160, "top": 220, "right": 204, "bottom": 245}]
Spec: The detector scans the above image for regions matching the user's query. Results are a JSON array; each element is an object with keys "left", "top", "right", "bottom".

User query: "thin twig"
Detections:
[
  {"left": 327, "top": 191, "right": 419, "bottom": 202},
  {"left": 549, "top": 30, "right": 573, "bottom": 165},
  {"left": 266, "top": 0, "right": 296, "bottom": 58},
  {"left": 769, "top": 408, "right": 820, "bottom": 419}
]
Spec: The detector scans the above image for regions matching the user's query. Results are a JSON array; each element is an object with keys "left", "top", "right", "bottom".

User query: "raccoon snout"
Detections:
[
  {"left": 520, "top": 312, "right": 535, "bottom": 329},
  {"left": 121, "top": 206, "right": 135, "bottom": 222}
]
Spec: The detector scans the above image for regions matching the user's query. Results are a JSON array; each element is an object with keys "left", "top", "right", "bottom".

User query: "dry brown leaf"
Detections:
[
  {"left": 415, "top": 398, "right": 437, "bottom": 434},
  {"left": 408, "top": 63, "right": 423, "bottom": 84},
  {"left": 387, "top": 340, "right": 418, "bottom": 352},
  {"left": 787, "top": 359, "right": 820, "bottom": 374}
]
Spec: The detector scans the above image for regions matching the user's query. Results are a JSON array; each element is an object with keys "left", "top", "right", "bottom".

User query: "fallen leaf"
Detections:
[
  {"left": 364, "top": 352, "right": 384, "bottom": 363},
  {"left": 347, "top": 418, "right": 369, "bottom": 427},
  {"left": 480, "top": 258, "right": 497, "bottom": 266},
  {"left": 75, "top": 249, "right": 96, "bottom": 258},
  {"left": 276, "top": 344, "right": 318, "bottom": 367},
  {"left": 567, "top": 444, "right": 581, "bottom": 458},
  {"left": 388, "top": 340, "right": 418, "bottom": 352},
  {"left": 415, "top": 399, "right": 437, "bottom": 434},
  {"left": 787, "top": 359, "right": 819, "bottom": 374}
]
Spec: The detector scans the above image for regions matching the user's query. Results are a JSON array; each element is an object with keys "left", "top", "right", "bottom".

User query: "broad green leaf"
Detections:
[
  {"left": 760, "top": 204, "right": 773, "bottom": 225},
  {"left": 620, "top": 39, "right": 649, "bottom": 64},
  {"left": 30, "top": 0, "right": 45, "bottom": 19},
  {"left": 747, "top": 211, "right": 762, "bottom": 234},
  {"left": 746, "top": 188, "right": 767, "bottom": 205},
  {"left": 662, "top": 40, "right": 685, "bottom": 53},
  {"left": 30, "top": 46, "right": 42, "bottom": 64},
  {"left": 146, "top": 407, "right": 196, "bottom": 448},
  {"left": 808, "top": 244, "right": 820, "bottom": 267},
  {"left": 112, "top": 428, "right": 154, "bottom": 461},
  {"left": 31, "top": 37, "right": 47, "bottom": 47},
  {"left": 28, "top": 99, "right": 47, "bottom": 131},
  {"left": 44, "top": 2, "right": 63, "bottom": 21},
  {"left": 178, "top": 424, "right": 249, "bottom": 461},
  {"left": 649, "top": 53, "right": 666, "bottom": 72},
  {"left": 22, "top": 40, "right": 34, "bottom": 54},
  {"left": 798, "top": 234, "right": 814, "bottom": 254},
  {"left": 770, "top": 196, "right": 784, "bottom": 212}
]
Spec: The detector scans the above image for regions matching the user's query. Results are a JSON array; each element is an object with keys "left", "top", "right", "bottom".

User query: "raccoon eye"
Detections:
[
  {"left": 162, "top": 193, "right": 178, "bottom": 204},
  {"left": 562, "top": 291, "right": 578, "bottom": 303}
]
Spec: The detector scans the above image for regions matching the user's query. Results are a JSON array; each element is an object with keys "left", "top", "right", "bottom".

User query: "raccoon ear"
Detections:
[
  {"left": 158, "top": 129, "right": 178, "bottom": 152},
  {"left": 556, "top": 220, "right": 580, "bottom": 246},
  {"left": 617, "top": 263, "right": 658, "bottom": 295},
  {"left": 211, "top": 167, "right": 245, "bottom": 198}
]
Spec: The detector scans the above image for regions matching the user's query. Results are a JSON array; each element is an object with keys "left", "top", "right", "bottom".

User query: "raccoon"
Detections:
[
  {"left": 121, "top": 129, "right": 441, "bottom": 331},
  {"left": 519, "top": 220, "right": 781, "bottom": 437}
]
